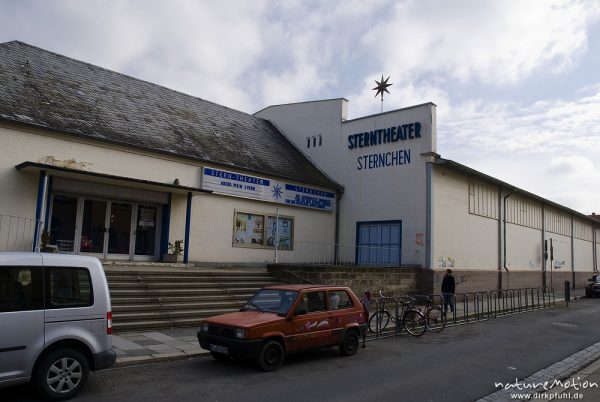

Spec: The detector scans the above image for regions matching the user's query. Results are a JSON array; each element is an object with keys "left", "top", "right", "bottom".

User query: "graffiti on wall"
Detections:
[{"left": 438, "top": 256, "right": 455, "bottom": 268}]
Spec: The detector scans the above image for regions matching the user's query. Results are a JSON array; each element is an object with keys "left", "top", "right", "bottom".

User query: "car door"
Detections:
[
  {"left": 290, "top": 291, "right": 333, "bottom": 351},
  {"left": 327, "top": 290, "right": 358, "bottom": 343},
  {"left": 0, "top": 254, "right": 45, "bottom": 383}
]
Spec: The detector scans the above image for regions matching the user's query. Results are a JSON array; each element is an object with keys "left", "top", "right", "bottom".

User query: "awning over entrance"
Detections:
[
  {"left": 17, "top": 161, "right": 209, "bottom": 263},
  {"left": 15, "top": 161, "right": 212, "bottom": 195}
]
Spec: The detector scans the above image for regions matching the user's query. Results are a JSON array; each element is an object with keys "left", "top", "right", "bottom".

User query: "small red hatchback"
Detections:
[{"left": 197, "top": 284, "right": 368, "bottom": 371}]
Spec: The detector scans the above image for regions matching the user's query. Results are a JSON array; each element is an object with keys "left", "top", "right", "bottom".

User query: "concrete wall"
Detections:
[
  {"left": 188, "top": 194, "right": 335, "bottom": 263},
  {"left": 268, "top": 264, "right": 421, "bottom": 298},
  {"left": 257, "top": 101, "right": 436, "bottom": 267},
  {"left": 433, "top": 167, "right": 499, "bottom": 271}
]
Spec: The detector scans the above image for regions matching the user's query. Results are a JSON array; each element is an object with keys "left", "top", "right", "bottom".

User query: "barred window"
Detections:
[
  {"left": 468, "top": 178, "right": 499, "bottom": 220},
  {"left": 505, "top": 195, "right": 542, "bottom": 229},
  {"left": 573, "top": 219, "right": 592, "bottom": 241},
  {"left": 545, "top": 208, "right": 571, "bottom": 236}
]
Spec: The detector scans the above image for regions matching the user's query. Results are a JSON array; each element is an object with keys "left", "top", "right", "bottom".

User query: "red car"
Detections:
[{"left": 197, "top": 284, "right": 368, "bottom": 371}]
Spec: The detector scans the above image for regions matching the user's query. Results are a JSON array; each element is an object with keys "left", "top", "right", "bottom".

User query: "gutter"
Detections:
[{"left": 503, "top": 191, "right": 513, "bottom": 290}]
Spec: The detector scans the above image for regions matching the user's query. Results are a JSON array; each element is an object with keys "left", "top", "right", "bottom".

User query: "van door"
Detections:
[
  {"left": 43, "top": 266, "right": 100, "bottom": 343},
  {"left": 0, "top": 258, "right": 45, "bottom": 382}
]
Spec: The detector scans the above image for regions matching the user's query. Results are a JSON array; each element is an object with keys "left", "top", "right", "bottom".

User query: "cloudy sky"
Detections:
[{"left": 1, "top": 0, "right": 599, "bottom": 215}]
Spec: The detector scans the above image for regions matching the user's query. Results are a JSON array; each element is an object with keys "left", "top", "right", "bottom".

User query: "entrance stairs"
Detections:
[{"left": 104, "top": 264, "right": 281, "bottom": 332}]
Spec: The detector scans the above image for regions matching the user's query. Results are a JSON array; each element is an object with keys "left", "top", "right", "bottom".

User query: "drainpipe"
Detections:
[
  {"left": 334, "top": 190, "right": 342, "bottom": 264},
  {"left": 503, "top": 191, "right": 513, "bottom": 290}
]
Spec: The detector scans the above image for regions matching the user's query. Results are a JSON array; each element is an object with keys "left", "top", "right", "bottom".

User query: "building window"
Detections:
[
  {"left": 233, "top": 211, "right": 294, "bottom": 250},
  {"left": 312, "top": 136, "right": 317, "bottom": 147},
  {"left": 318, "top": 134, "right": 322, "bottom": 146},
  {"left": 505, "top": 195, "right": 542, "bottom": 229},
  {"left": 307, "top": 137, "right": 311, "bottom": 148},
  {"left": 468, "top": 178, "right": 499, "bottom": 220}
]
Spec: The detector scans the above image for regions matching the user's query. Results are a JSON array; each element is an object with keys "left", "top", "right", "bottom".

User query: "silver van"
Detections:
[{"left": 0, "top": 253, "right": 116, "bottom": 400}]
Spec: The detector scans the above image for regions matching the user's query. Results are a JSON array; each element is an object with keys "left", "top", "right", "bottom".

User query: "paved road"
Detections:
[{"left": 5, "top": 298, "right": 600, "bottom": 402}]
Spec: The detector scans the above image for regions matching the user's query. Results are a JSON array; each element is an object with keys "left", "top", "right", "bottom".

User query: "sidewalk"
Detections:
[
  {"left": 112, "top": 327, "right": 209, "bottom": 367},
  {"left": 478, "top": 340, "right": 600, "bottom": 401}
]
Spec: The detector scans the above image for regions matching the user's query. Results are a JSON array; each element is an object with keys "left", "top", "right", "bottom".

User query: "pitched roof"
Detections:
[{"left": 0, "top": 41, "right": 340, "bottom": 190}]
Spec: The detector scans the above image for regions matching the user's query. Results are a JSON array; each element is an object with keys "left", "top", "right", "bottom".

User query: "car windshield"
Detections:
[{"left": 242, "top": 289, "right": 299, "bottom": 315}]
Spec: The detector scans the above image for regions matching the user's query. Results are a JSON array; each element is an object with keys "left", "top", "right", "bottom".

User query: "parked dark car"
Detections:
[{"left": 585, "top": 274, "right": 600, "bottom": 297}]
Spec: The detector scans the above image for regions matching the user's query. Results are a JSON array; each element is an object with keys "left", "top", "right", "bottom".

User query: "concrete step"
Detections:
[
  {"left": 104, "top": 270, "right": 270, "bottom": 278},
  {"left": 105, "top": 264, "right": 280, "bottom": 331},
  {"left": 113, "top": 307, "right": 239, "bottom": 321},
  {"left": 110, "top": 294, "right": 254, "bottom": 305},
  {"left": 113, "top": 317, "right": 207, "bottom": 332},
  {"left": 109, "top": 281, "right": 278, "bottom": 289},
  {"left": 112, "top": 300, "right": 246, "bottom": 312},
  {"left": 109, "top": 287, "right": 260, "bottom": 296}
]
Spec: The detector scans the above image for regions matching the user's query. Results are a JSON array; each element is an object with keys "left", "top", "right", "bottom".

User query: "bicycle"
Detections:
[
  {"left": 368, "top": 291, "right": 427, "bottom": 337},
  {"left": 412, "top": 295, "right": 446, "bottom": 333}
]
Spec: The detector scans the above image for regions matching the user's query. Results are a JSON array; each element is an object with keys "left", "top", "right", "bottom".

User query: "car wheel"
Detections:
[
  {"left": 33, "top": 348, "right": 90, "bottom": 401},
  {"left": 256, "top": 340, "right": 284, "bottom": 372},
  {"left": 339, "top": 330, "right": 359, "bottom": 356}
]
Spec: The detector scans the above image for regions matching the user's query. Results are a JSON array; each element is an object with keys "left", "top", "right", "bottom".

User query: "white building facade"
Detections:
[
  {"left": 0, "top": 41, "right": 598, "bottom": 292},
  {"left": 257, "top": 99, "right": 600, "bottom": 291}
]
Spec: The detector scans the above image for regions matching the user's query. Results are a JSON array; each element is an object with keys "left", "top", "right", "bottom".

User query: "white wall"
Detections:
[
  {"left": 505, "top": 224, "right": 542, "bottom": 270},
  {"left": 432, "top": 167, "right": 499, "bottom": 270},
  {"left": 257, "top": 101, "right": 436, "bottom": 267},
  {"left": 544, "top": 233, "right": 572, "bottom": 271},
  {"left": 574, "top": 239, "right": 594, "bottom": 271},
  {"left": 0, "top": 123, "right": 336, "bottom": 262},
  {"left": 188, "top": 194, "right": 335, "bottom": 263}
]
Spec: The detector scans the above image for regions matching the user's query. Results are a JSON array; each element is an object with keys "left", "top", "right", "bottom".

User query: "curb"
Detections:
[{"left": 115, "top": 349, "right": 210, "bottom": 367}]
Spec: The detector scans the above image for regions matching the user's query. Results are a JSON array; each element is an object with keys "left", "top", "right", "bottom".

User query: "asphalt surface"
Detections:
[{"left": 5, "top": 297, "right": 600, "bottom": 402}]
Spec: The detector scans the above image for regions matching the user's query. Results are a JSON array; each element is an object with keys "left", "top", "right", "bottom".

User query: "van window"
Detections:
[
  {"left": 46, "top": 268, "right": 93, "bottom": 308},
  {"left": 0, "top": 267, "right": 44, "bottom": 312}
]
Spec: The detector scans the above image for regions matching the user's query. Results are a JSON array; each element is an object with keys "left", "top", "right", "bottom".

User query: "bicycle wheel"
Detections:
[
  {"left": 403, "top": 309, "right": 427, "bottom": 337},
  {"left": 425, "top": 306, "right": 446, "bottom": 333},
  {"left": 368, "top": 310, "right": 391, "bottom": 333}
]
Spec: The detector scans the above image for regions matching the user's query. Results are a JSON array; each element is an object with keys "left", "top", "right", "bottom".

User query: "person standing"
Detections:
[{"left": 441, "top": 269, "right": 456, "bottom": 314}]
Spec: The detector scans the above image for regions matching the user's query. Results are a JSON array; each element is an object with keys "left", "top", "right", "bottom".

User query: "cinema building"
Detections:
[{"left": 0, "top": 41, "right": 598, "bottom": 292}]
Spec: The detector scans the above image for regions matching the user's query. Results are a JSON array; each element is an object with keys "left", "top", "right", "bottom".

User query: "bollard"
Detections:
[{"left": 565, "top": 281, "right": 570, "bottom": 306}]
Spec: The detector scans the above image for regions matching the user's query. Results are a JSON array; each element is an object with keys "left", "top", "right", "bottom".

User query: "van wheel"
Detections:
[
  {"left": 340, "top": 330, "right": 359, "bottom": 356},
  {"left": 33, "top": 348, "right": 89, "bottom": 401},
  {"left": 256, "top": 340, "right": 284, "bottom": 372}
]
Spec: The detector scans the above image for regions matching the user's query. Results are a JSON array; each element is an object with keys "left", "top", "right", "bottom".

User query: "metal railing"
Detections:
[
  {"left": 369, "top": 287, "right": 556, "bottom": 339},
  {"left": 274, "top": 241, "right": 420, "bottom": 266},
  {"left": 0, "top": 214, "right": 41, "bottom": 252}
]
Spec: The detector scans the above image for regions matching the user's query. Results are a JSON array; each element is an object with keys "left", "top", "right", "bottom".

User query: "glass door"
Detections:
[
  {"left": 50, "top": 195, "right": 160, "bottom": 261},
  {"left": 80, "top": 199, "right": 108, "bottom": 255},
  {"left": 106, "top": 202, "right": 133, "bottom": 259},
  {"left": 135, "top": 204, "right": 158, "bottom": 259}
]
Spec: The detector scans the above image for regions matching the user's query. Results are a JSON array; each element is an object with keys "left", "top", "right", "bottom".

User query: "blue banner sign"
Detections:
[{"left": 202, "top": 167, "right": 335, "bottom": 211}]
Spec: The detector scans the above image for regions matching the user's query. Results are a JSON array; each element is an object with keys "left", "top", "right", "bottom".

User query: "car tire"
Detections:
[
  {"left": 256, "top": 340, "right": 284, "bottom": 372},
  {"left": 339, "top": 330, "right": 359, "bottom": 356},
  {"left": 33, "top": 348, "right": 90, "bottom": 401}
]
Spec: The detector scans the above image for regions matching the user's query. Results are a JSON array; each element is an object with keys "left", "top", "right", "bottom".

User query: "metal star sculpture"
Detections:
[{"left": 372, "top": 75, "right": 392, "bottom": 112}]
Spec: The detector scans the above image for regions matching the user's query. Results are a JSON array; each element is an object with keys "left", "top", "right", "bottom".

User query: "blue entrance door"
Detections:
[{"left": 356, "top": 221, "right": 402, "bottom": 265}]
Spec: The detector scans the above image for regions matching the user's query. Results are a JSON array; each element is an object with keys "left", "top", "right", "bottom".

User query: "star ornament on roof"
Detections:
[{"left": 372, "top": 75, "right": 393, "bottom": 99}]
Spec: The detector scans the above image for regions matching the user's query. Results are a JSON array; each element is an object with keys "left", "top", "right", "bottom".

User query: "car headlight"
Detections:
[
  {"left": 201, "top": 323, "right": 209, "bottom": 333},
  {"left": 235, "top": 328, "right": 246, "bottom": 339}
]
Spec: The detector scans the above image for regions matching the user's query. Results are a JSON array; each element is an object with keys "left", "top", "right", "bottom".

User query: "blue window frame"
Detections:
[{"left": 356, "top": 220, "right": 402, "bottom": 266}]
